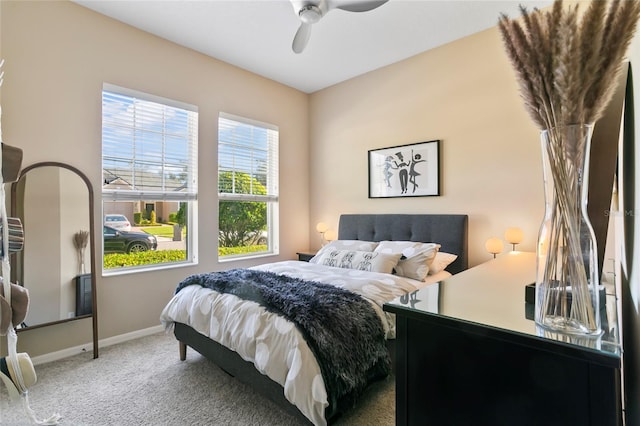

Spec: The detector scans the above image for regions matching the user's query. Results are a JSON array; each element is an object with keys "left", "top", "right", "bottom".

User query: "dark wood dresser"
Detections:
[{"left": 383, "top": 252, "right": 622, "bottom": 426}]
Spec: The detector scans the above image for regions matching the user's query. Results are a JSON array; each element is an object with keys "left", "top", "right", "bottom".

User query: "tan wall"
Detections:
[
  {"left": 309, "top": 26, "right": 543, "bottom": 267},
  {"left": 0, "top": 0, "right": 310, "bottom": 356}
]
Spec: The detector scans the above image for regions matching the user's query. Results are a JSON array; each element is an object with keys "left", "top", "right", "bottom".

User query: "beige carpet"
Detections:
[{"left": 0, "top": 332, "right": 395, "bottom": 425}]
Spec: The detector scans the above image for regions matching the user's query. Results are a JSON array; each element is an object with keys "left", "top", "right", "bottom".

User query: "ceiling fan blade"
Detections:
[
  {"left": 334, "top": 0, "right": 388, "bottom": 13},
  {"left": 292, "top": 22, "right": 312, "bottom": 54}
]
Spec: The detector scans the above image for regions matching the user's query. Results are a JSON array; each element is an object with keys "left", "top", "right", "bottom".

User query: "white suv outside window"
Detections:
[{"left": 104, "top": 214, "right": 131, "bottom": 232}]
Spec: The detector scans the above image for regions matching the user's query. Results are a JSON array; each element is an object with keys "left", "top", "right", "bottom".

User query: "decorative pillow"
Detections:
[
  {"left": 309, "top": 240, "right": 379, "bottom": 264},
  {"left": 374, "top": 241, "right": 439, "bottom": 255},
  {"left": 312, "top": 249, "right": 402, "bottom": 274},
  {"left": 374, "top": 241, "right": 440, "bottom": 281},
  {"left": 429, "top": 252, "right": 458, "bottom": 275}
]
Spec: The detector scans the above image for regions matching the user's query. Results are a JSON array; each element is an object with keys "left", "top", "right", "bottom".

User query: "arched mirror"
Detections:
[{"left": 10, "top": 162, "right": 98, "bottom": 358}]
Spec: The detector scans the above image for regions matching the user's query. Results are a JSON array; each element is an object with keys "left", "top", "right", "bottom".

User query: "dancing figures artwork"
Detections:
[{"left": 368, "top": 140, "right": 440, "bottom": 198}]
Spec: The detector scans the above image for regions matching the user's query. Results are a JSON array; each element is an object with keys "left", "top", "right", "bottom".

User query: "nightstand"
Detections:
[{"left": 296, "top": 252, "right": 316, "bottom": 262}]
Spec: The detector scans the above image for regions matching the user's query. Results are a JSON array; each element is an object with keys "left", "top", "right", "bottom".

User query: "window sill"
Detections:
[
  {"left": 219, "top": 250, "right": 280, "bottom": 263},
  {"left": 102, "top": 259, "right": 197, "bottom": 277}
]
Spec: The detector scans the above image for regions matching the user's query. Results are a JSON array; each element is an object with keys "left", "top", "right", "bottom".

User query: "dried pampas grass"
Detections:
[
  {"left": 73, "top": 230, "right": 89, "bottom": 250},
  {"left": 500, "top": 1, "right": 640, "bottom": 334},
  {"left": 74, "top": 230, "right": 89, "bottom": 275},
  {"left": 498, "top": 0, "right": 640, "bottom": 130}
]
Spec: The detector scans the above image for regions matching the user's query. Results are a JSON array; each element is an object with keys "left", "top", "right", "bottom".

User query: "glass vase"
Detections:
[{"left": 535, "top": 124, "right": 601, "bottom": 335}]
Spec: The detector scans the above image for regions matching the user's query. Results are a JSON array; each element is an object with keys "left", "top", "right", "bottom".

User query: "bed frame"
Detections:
[{"left": 174, "top": 213, "right": 468, "bottom": 424}]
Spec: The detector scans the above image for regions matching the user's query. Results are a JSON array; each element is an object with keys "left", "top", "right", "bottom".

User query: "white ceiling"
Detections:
[{"left": 73, "top": 0, "right": 552, "bottom": 93}]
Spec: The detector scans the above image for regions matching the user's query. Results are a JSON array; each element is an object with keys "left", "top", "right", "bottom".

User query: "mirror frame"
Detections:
[{"left": 10, "top": 161, "right": 98, "bottom": 358}]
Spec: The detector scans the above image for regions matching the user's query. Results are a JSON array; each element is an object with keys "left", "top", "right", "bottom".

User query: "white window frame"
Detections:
[
  {"left": 218, "top": 112, "right": 279, "bottom": 260},
  {"left": 101, "top": 83, "right": 198, "bottom": 273}
]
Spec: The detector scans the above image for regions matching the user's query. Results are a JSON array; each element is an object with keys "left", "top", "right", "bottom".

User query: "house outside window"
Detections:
[
  {"left": 218, "top": 112, "right": 279, "bottom": 259},
  {"left": 102, "top": 84, "right": 198, "bottom": 272}
]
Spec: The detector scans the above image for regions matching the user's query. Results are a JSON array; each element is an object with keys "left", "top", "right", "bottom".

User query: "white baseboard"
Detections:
[{"left": 31, "top": 324, "right": 165, "bottom": 366}]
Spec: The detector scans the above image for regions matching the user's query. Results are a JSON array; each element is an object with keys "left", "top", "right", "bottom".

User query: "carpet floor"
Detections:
[{"left": 0, "top": 332, "right": 395, "bottom": 425}]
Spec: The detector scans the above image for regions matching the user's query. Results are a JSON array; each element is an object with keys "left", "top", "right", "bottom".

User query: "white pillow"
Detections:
[
  {"left": 429, "top": 252, "right": 458, "bottom": 275},
  {"left": 374, "top": 241, "right": 440, "bottom": 256},
  {"left": 312, "top": 249, "right": 402, "bottom": 274},
  {"left": 375, "top": 241, "right": 440, "bottom": 281},
  {"left": 309, "top": 240, "right": 379, "bottom": 264}
]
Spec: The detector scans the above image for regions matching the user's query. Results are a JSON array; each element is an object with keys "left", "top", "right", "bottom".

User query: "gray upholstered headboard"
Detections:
[{"left": 338, "top": 214, "right": 469, "bottom": 274}]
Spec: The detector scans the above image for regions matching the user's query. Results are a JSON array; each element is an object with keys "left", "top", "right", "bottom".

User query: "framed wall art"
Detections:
[{"left": 368, "top": 140, "right": 440, "bottom": 198}]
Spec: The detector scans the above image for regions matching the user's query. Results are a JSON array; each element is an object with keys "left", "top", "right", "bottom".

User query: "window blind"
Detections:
[
  {"left": 218, "top": 112, "right": 278, "bottom": 202},
  {"left": 102, "top": 84, "right": 198, "bottom": 202}
]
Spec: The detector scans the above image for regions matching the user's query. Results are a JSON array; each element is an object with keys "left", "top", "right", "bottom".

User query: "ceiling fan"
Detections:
[{"left": 290, "top": 0, "right": 388, "bottom": 54}]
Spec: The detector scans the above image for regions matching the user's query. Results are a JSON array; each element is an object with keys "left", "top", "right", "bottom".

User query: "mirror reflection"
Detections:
[{"left": 12, "top": 166, "right": 91, "bottom": 327}]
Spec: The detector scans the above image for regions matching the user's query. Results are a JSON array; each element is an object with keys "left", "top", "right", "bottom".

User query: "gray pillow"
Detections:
[{"left": 375, "top": 241, "right": 440, "bottom": 281}]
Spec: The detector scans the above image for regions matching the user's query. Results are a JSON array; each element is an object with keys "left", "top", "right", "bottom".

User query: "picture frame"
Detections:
[{"left": 368, "top": 140, "right": 440, "bottom": 198}]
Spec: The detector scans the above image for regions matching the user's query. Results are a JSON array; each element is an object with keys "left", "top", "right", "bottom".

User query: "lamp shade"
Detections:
[
  {"left": 316, "top": 222, "right": 329, "bottom": 233},
  {"left": 485, "top": 237, "right": 504, "bottom": 255},
  {"left": 324, "top": 230, "right": 337, "bottom": 242},
  {"left": 504, "top": 227, "right": 524, "bottom": 245}
]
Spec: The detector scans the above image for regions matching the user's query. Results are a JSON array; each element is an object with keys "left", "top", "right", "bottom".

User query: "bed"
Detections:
[{"left": 160, "top": 213, "right": 468, "bottom": 425}]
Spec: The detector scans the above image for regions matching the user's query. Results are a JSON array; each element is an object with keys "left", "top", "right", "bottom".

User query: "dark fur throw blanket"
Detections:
[{"left": 176, "top": 268, "right": 391, "bottom": 418}]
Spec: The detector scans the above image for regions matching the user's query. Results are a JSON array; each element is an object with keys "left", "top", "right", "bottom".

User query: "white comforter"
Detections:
[{"left": 160, "top": 260, "right": 439, "bottom": 425}]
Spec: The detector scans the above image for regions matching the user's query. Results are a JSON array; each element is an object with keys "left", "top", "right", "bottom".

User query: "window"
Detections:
[
  {"left": 102, "top": 84, "right": 198, "bottom": 272},
  {"left": 218, "top": 112, "right": 278, "bottom": 259}
]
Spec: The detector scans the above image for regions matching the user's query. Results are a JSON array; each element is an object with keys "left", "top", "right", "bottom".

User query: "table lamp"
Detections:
[
  {"left": 316, "top": 222, "right": 329, "bottom": 246},
  {"left": 485, "top": 237, "right": 503, "bottom": 258},
  {"left": 504, "top": 227, "right": 524, "bottom": 251}
]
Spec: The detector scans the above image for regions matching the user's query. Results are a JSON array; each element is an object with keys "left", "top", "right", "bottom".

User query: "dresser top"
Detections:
[{"left": 384, "top": 251, "right": 621, "bottom": 363}]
